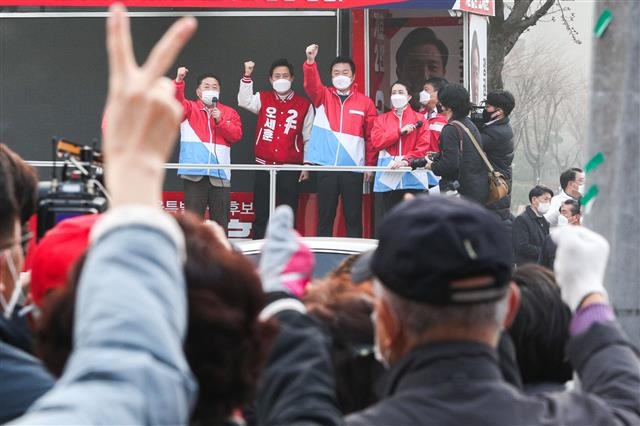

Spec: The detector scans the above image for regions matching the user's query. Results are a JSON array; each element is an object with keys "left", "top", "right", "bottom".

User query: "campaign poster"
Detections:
[
  {"left": 369, "top": 10, "right": 464, "bottom": 113},
  {"left": 468, "top": 13, "right": 488, "bottom": 106}
]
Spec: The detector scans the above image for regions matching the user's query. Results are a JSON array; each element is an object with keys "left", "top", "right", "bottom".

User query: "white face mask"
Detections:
[
  {"left": 557, "top": 215, "right": 569, "bottom": 227},
  {"left": 0, "top": 250, "right": 23, "bottom": 320},
  {"left": 201, "top": 90, "right": 219, "bottom": 106},
  {"left": 390, "top": 94, "right": 409, "bottom": 110},
  {"left": 272, "top": 79, "right": 292, "bottom": 94},
  {"left": 577, "top": 184, "right": 585, "bottom": 195},
  {"left": 537, "top": 202, "right": 550, "bottom": 215},
  {"left": 419, "top": 90, "right": 431, "bottom": 105},
  {"left": 332, "top": 75, "right": 352, "bottom": 91}
]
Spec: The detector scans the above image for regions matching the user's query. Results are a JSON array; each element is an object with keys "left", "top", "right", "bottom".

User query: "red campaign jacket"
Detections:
[
  {"left": 174, "top": 81, "right": 242, "bottom": 146},
  {"left": 303, "top": 61, "right": 378, "bottom": 166},
  {"left": 254, "top": 91, "right": 311, "bottom": 165},
  {"left": 424, "top": 111, "right": 448, "bottom": 153},
  {"left": 371, "top": 107, "right": 430, "bottom": 162}
]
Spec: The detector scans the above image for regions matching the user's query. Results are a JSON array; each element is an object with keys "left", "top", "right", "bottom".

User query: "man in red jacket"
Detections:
[
  {"left": 175, "top": 67, "right": 243, "bottom": 233},
  {"left": 303, "top": 44, "right": 377, "bottom": 238},
  {"left": 238, "top": 58, "right": 314, "bottom": 239}
]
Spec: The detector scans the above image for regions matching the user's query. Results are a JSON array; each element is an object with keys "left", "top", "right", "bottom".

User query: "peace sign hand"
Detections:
[{"left": 103, "top": 3, "right": 197, "bottom": 207}]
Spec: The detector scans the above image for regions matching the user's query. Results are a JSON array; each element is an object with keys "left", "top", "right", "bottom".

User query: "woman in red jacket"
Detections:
[{"left": 371, "top": 81, "right": 436, "bottom": 214}]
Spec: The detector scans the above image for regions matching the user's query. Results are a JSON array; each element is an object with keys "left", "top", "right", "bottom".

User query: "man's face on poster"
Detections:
[{"left": 397, "top": 42, "right": 445, "bottom": 93}]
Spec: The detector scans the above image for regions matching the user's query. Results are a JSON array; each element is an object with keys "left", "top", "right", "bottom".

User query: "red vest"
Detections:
[{"left": 254, "top": 91, "right": 311, "bottom": 165}]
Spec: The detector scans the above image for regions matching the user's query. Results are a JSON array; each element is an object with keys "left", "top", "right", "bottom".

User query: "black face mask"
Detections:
[{"left": 482, "top": 108, "right": 494, "bottom": 123}]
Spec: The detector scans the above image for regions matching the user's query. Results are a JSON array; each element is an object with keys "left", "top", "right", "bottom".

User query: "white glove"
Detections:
[{"left": 552, "top": 226, "right": 609, "bottom": 312}]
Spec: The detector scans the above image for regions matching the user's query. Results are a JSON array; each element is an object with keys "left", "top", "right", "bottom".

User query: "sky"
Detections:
[{"left": 511, "top": 0, "right": 595, "bottom": 76}]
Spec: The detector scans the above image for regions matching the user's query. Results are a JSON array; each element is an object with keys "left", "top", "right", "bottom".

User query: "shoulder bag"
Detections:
[{"left": 451, "top": 120, "right": 510, "bottom": 204}]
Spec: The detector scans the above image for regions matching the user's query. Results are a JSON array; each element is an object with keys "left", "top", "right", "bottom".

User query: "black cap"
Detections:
[
  {"left": 485, "top": 90, "right": 515, "bottom": 116},
  {"left": 351, "top": 250, "right": 374, "bottom": 284},
  {"left": 371, "top": 195, "right": 512, "bottom": 305}
]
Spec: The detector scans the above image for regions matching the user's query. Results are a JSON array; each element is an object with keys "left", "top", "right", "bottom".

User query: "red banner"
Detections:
[
  {"left": 0, "top": 0, "right": 405, "bottom": 9},
  {"left": 453, "top": 0, "right": 494, "bottom": 17}
]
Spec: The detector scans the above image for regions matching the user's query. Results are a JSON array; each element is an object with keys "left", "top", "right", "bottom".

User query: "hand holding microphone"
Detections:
[{"left": 401, "top": 120, "right": 423, "bottom": 135}]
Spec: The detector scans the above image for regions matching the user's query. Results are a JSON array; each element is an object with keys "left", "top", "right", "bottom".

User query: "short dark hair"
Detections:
[
  {"left": 390, "top": 80, "right": 412, "bottom": 93},
  {"left": 561, "top": 199, "right": 581, "bottom": 216},
  {"left": 269, "top": 58, "right": 294, "bottom": 78},
  {"left": 528, "top": 185, "right": 554, "bottom": 203},
  {"left": 438, "top": 84, "right": 471, "bottom": 119},
  {"left": 196, "top": 73, "right": 222, "bottom": 88},
  {"left": 508, "top": 264, "right": 573, "bottom": 385},
  {"left": 559, "top": 167, "right": 583, "bottom": 190},
  {"left": 485, "top": 90, "right": 516, "bottom": 116},
  {"left": 424, "top": 77, "right": 449, "bottom": 93},
  {"left": 396, "top": 27, "right": 449, "bottom": 69},
  {"left": 0, "top": 144, "right": 38, "bottom": 225},
  {"left": 0, "top": 155, "right": 18, "bottom": 244},
  {"left": 330, "top": 56, "right": 356, "bottom": 75}
]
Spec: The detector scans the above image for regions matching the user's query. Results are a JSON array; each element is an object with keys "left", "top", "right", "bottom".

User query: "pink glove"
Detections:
[{"left": 259, "top": 206, "right": 314, "bottom": 298}]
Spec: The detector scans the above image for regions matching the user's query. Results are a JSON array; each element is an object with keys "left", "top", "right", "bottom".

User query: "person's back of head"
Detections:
[
  {"left": 35, "top": 212, "right": 277, "bottom": 425},
  {"left": 369, "top": 195, "right": 515, "bottom": 365},
  {"left": 0, "top": 144, "right": 38, "bottom": 226},
  {"left": 438, "top": 84, "right": 472, "bottom": 120},
  {"left": 304, "top": 256, "right": 381, "bottom": 413},
  {"left": 0, "top": 156, "right": 18, "bottom": 245},
  {"left": 508, "top": 264, "right": 572, "bottom": 387}
]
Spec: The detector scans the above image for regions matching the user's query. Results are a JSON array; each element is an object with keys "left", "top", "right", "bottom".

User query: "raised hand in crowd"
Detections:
[
  {"left": 306, "top": 43, "right": 319, "bottom": 64},
  {"left": 244, "top": 60, "right": 255, "bottom": 76},
  {"left": 176, "top": 66, "right": 189, "bottom": 83},
  {"left": 552, "top": 225, "right": 609, "bottom": 311},
  {"left": 104, "top": 5, "right": 196, "bottom": 207},
  {"left": 12, "top": 4, "right": 198, "bottom": 425}
]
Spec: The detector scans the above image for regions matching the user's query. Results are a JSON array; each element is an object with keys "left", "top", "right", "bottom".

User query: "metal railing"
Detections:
[{"left": 26, "top": 161, "right": 421, "bottom": 215}]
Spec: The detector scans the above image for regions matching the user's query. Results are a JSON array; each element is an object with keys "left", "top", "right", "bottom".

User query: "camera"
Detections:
[
  {"left": 36, "top": 138, "right": 108, "bottom": 240},
  {"left": 443, "top": 180, "right": 460, "bottom": 197},
  {"left": 470, "top": 104, "right": 486, "bottom": 128}
]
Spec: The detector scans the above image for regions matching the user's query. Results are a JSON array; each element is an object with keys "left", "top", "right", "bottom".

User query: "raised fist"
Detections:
[
  {"left": 306, "top": 44, "right": 318, "bottom": 63},
  {"left": 244, "top": 60, "right": 255, "bottom": 76},
  {"left": 176, "top": 66, "right": 188, "bottom": 83}
]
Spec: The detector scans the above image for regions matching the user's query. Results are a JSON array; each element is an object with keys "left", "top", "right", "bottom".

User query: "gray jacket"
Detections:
[{"left": 12, "top": 209, "right": 197, "bottom": 425}]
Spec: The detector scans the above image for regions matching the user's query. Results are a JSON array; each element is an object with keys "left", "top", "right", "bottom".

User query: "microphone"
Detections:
[
  {"left": 401, "top": 120, "right": 423, "bottom": 135},
  {"left": 212, "top": 97, "right": 218, "bottom": 108}
]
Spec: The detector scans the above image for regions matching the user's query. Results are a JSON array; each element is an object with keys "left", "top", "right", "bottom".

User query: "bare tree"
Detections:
[
  {"left": 489, "top": 0, "right": 581, "bottom": 91},
  {"left": 504, "top": 43, "right": 580, "bottom": 184}
]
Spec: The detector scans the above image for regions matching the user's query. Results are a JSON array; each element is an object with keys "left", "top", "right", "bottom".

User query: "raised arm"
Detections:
[
  {"left": 553, "top": 226, "right": 640, "bottom": 424},
  {"left": 303, "top": 44, "right": 326, "bottom": 108},
  {"left": 14, "top": 4, "right": 198, "bottom": 424},
  {"left": 237, "top": 60, "right": 261, "bottom": 114},
  {"left": 174, "top": 66, "right": 192, "bottom": 121}
]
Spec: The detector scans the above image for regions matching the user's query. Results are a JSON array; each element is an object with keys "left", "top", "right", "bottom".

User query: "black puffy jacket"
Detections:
[
  {"left": 430, "top": 117, "right": 488, "bottom": 204},
  {"left": 481, "top": 117, "right": 514, "bottom": 212}
]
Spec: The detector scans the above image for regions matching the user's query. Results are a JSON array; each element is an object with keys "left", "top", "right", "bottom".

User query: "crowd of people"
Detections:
[
  {"left": 1, "top": 5, "right": 639, "bottom": 426},
  {"left": 171, "top": 20, "right": 518, "bottom": 239}
]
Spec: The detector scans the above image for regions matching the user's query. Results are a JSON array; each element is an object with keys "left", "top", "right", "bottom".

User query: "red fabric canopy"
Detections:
[{"left": 0, "top": 0, "right": 405, "bottom": 8}]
